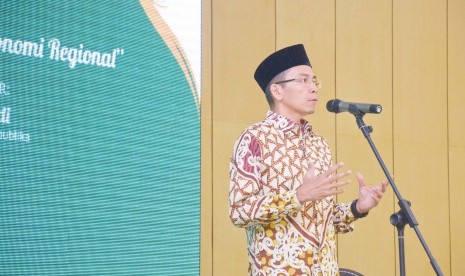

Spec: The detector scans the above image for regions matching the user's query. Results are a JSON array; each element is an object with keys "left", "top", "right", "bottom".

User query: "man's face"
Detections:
[{"left": 273, "top": 65, "right": 319, "bottom": 120}]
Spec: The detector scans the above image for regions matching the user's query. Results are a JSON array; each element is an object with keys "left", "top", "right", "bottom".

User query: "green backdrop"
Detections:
[{"left": 0, "top": 1, "right": 200, "bottom": 275}]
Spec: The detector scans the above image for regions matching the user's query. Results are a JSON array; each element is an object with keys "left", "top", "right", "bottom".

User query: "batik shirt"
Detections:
[{"left": 229, "top": 111, "right": 358, "bottom": 276}]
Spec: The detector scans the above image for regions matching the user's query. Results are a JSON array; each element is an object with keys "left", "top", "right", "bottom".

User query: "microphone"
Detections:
[{"left": 326, "top": 99, "right": 382, "bottom": 114}]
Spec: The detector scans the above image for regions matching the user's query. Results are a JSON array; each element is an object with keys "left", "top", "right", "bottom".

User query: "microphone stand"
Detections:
[{"left": 349, "top": 105, "right": 443, "bottom": 276}]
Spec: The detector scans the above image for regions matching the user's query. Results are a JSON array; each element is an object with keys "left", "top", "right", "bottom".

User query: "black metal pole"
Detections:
[
  {"left": 351, "top": 109, "right": 443, "bottom": 276},
  {"left": 398, "top": 226, "right": 406, "bottom": 276},
  {"left": 390, "top": 204, "right": 409, "bottom": 276}
]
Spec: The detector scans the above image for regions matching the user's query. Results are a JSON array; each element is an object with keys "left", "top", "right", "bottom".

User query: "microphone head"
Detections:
[
  {"left": 326, "top": 99, "right": 341, "bottom": 113},
  {"left": 369, "top": 104, "right": 382, "bottom": 114}
]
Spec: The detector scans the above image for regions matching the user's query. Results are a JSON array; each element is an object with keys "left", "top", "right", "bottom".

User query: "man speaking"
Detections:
[{"left": 229, "top": 44, "right": 388, "bottom": 275}]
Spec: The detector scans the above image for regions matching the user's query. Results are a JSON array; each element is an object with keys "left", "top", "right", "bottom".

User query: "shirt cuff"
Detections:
[{"left": 351, "top": 199, "right": 369, "bottom": 218}]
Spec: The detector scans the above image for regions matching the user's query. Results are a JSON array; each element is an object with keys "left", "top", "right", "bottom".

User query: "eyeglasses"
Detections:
[{"left": 274, "top": 76, "right": 321, "bottom": 88}]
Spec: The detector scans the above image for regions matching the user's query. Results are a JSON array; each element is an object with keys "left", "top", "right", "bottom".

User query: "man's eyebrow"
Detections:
[{"left": 296, "top": 73, "right": 316, "bottom": 77}]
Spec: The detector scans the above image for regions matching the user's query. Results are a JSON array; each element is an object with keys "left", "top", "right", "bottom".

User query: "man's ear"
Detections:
[{"left": 270, "top": 83, "right": 283, "bottom": 102}]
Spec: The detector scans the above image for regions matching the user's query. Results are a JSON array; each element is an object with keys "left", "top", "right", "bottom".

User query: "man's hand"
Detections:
[
  {"left": 296, "top": 162, "right": 351, "bottom": 204},
  {"left": 355, "top": 173, "right": 389, "bottom": 214}
]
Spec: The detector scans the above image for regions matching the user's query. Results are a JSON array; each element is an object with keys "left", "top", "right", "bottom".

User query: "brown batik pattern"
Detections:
[{"left": 229, "top": 111, "right": 357, "bottom": 276}]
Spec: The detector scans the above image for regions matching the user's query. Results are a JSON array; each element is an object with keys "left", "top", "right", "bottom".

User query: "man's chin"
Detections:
[{"left": 305, "top": 109, "right": 316, "bottom": 115}]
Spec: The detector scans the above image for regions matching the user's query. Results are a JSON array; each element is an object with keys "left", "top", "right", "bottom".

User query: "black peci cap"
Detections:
[{"left": 254, "top": 44, "right": 311, "bottom": 93}]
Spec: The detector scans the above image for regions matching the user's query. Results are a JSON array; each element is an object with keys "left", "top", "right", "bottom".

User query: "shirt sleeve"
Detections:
[
  {"left": 332, "top": 202, "right": 357, "bottom": 234},
  {"left": 229, "top": 131, "right": 302, "bottom": 228}
]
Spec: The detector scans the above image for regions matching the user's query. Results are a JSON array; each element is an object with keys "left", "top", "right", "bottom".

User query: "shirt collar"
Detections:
[{"left": 265, "top": 110, "right": 312, "bottom": 135}]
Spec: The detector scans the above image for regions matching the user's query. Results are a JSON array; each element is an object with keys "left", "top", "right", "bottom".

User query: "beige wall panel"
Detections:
[
  {"left": 276, "top": 0, "right": 336, "bottom": 148},
  {"left": 212, "top": 1, "right": 275, "bottom": 275},
  {"left": 212, "top": 1, "right": 273, "bottom": 125},
  {"left": 449, "top": 0, "right": 465, "bottom": 275},
  {"left": 206, "top": 1, "right": 461, "bottom": 276},
  {"left": 335, "top": 1, "right": 394, "bottom": 275},
  {"left": 201, "top": 0, "right": 213, "bottom": 275},
  {"left": 393, "top": 1, "right": 449, "bottom": 275}
]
